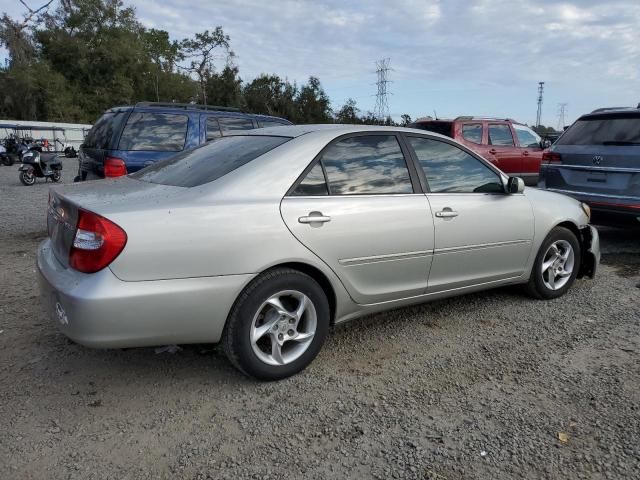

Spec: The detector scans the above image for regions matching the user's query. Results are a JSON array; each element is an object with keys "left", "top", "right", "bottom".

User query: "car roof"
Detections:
[
  {"left": 226, "top": 123, "right": 454, "bottom": 140},
  {"left": 581, "top": 107, "right": 640, "bottom": 120},
  {"left": 105, "top": 104, "right": 291, "bottom": 123}
]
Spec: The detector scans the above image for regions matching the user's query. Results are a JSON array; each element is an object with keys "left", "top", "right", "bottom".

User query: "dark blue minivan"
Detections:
[{"left": 76, "top": 102, "right": 292, "bottom": 181}]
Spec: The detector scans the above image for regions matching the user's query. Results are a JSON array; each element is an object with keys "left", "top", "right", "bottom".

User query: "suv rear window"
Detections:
[
  {"left": 409, "top": 122, "right": 453, "bottom": 138},
  {"left": 83, "top": 111, "right": 128, "bottom": 150},
  {"left": 557, "top": 114, "right": 640, "bottom": 145},
  {"left": 131, "top": 135, "right": 290, "bottom": 187},
  {"left": 118, "top": 113, "right": 188, "bottom": 151}
]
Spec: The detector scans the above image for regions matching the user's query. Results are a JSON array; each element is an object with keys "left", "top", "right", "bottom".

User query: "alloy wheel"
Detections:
[{"left": 541, "top": 240, "right": 575, "bottom": 290}]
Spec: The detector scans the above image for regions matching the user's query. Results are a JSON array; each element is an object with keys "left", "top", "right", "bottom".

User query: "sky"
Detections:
[{"left": 3, "top": 0, "right": 640, "bottom": 126}]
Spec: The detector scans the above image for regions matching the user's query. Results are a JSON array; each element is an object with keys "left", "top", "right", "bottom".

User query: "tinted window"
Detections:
[
  {"left": 462, "top": 123, "right": 482, "bottom": 144},
  {"left": 408, "top": 137, "right": 503, "bottom": 193},
  {"left": 488, "top": 124, "right": 514, "bottom": 146},
  {"left": 83, "top": 111, "right": 127, "bottom": 150},
  {"left": 219, "top": 117, "right": 255, "bottom": 132},
  {"left": 321, "top": 135, "right": 413, "bottom": 195},
  {"left": 514, "top": 124, "right": 541, "bottom": 148},
  {"left": 409, "top": 121, "right": 453, "bottom": 138},
  {"left": 557, "top": 115, "right": 640, "bottom": 145},
  {"left": 131, "top": 136, "right": 290, "bottom": 187},
  {"left": 118, "top": 113, "right": 188, "bottom": 151},
  {"left": 291, "top": 163, "right": 328, "bottom": 196},
  {"left": 258, "top": 120, "right": 289, "bottom": 128},
  {"left": 206, "top": 117, "right": 222, "bottom": 141}
]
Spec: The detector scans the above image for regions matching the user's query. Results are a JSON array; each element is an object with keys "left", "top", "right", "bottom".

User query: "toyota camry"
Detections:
[{"left": 38, "top": 125, "right": 600, "bottom": 380}]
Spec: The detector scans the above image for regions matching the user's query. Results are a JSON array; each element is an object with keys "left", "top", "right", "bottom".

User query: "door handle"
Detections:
[
  {"left": 522, "top": 150, "right": 529, "bottom": 156},
  {"left": 489, "top": 148, "right": 497, "bottom": 155},
  {"left": 298, "top": 212, "right": 331, "bottom": 224},
  {"left": 435, "top": 210, "right": 459, "bottom": 218}
]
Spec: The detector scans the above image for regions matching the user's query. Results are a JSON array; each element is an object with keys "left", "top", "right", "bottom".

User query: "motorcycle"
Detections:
[
  {"left": 1, "top": 139, "right": 15, "bottom": 166},
  {"left": 18, "top": 150, "right": 62, "bottom": 186}
]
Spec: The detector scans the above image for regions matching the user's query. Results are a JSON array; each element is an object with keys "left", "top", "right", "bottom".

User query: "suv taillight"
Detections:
[
  {"left": 104, "top": 157, "right": 127, "bottom": 177},
  {"left": 69, "top": 209, "right": 127, "bottom": 273},
  {"left": 542, "top": 151, "right": 562, "bottom": 164}
]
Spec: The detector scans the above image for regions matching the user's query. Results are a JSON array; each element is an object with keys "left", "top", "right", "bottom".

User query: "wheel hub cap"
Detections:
[{"left": 541, "top": 240, "right": 575, "bottom": 291}]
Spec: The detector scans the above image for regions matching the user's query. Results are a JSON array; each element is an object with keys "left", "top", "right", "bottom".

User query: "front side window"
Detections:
[
  {"left": 118, "top": 113, "right": 188, "bottom": 151},
  {"left": 131, "top": 135, "right": 290, "bottom": 187},
  {"left": 408, "top": 137, "right": 504, "bottom": 194},
  {"left": 513, "top": 124, "right": 541, "bottom": 148},
  {"left": 219, "top": 117, "right": 255, "bottom": 132},
  {"left": 462, "top": 123, "right": 483, "bottom": 144},
  {"left": 488, "top": 124, "right": 514, "bottom": 146},
  {"left": 320, "top": 135, "right": 413, "bottom": 195}
]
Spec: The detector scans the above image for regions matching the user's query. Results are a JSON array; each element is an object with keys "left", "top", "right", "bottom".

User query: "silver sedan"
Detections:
[{"left": 38, "top": 125, "right": 600, "bottom": 380}]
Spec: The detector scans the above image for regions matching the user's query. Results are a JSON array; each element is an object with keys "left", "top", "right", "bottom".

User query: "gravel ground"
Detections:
[{"left": 0, "top": 159, "right": 638, "bottom": 480}]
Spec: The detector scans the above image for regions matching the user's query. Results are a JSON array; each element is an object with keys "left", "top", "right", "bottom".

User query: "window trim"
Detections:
[
  {"left": 285, "top": 132, "right": 421, "bottom": 197},
  {"left": 117, "top": 112, "right": 189, "bottom": 152},
  {"left": 401, "top": 133, "right": 508, "bottom": 195},
  {"left": 205, "top": 116, "right": 222, "bottom": 141}
]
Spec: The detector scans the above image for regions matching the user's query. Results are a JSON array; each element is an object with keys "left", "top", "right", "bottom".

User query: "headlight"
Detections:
[{"left": 581, "top": 202, "right": 591, "bottom": 221}]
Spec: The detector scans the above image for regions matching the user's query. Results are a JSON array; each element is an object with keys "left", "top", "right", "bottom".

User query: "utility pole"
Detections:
[
  {"left": 536, "top": 81, "right": 545, "bottom": 128},
  {"left": 374, "top": 58, "right": 392, "bottom": 123},
  {"left": 556, "top": 103, "right": 568, "bottom": 131}
]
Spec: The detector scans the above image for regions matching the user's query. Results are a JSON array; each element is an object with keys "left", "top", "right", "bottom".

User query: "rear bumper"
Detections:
[{"left": 37, "top": 239, "right": 255, "bottom": 348}]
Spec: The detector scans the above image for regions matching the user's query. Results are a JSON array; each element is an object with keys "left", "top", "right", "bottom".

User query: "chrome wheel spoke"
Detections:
[
  {"left": 547, "top": 271, "right": 556, "bottom": 289},
  {"left": 266, "top": 297, "right": 292, "bottom": 317},
  {"left": 291, "top": 331, "right": 314, "bottom": 343},
  {"left": 558, "top": 269, "right": 571, "bottom": 278},
  {"left": 271, "top": 341, "right": 285, "bottom": 365},
  {"left": 252, "top": 317, "right": 278, "bottom": 343},
  {"left": 542, "top": 258, "right": 556, "bottom": 272},
  {"left": 293, "top": 295, "right": 308, "bottom": 323}
]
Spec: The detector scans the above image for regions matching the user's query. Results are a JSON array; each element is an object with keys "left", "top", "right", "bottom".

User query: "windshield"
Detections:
[
  {"left": 131, "top": 135, "right": 291, "bottom": 187},
  {"left": 557, "top": 115, "right": 640, "bottom": 145}
]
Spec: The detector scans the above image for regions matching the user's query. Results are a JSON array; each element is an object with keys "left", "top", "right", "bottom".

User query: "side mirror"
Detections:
[
  {"left": 507, "top": 177, "right": 525, "bottom": 194},
  {"left": 540, "top": 139, "right": 552, "bottom": 149}
]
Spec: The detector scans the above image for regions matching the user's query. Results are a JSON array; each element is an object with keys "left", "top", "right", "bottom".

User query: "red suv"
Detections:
[{"left": 409, "top": 116, "right": 547, "bottom": 185}]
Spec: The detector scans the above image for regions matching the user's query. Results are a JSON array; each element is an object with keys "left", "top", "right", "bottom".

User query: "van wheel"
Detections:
[
  {"left": 525, "top": 226, "right": 581, "bottom": 299},
  {"left": 222, "top": 268, "right": 330, "bottom": 380}
]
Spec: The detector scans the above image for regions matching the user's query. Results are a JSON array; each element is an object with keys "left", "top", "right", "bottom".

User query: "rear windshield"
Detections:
[
  {"left": 131, "top": 135, "right": 290, "bottom": 187},
  {"left": 83, "top": 111, "right": 128, "bottom": 150},
  {"left": 557, "top": 115, "right": 640, "bottom": 146},
  {"left": 409, "top": 122, "right": 453, "bottom": 138}
]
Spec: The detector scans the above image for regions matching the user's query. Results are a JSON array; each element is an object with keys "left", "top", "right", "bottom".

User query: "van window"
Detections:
[
  {"left": 219, "top": 117, "right": 255, "bottom": 132},
  {"left": 83, "top": 111, "right": 128, "bottom": 150},
  {"left": 488, "top": 124, "right": 514, "bottom": 146},
  {"left": 118, "top": 113, "right": 188, "bottom": 151},
  {"left": 462, "top": 124, "right": 483, "bottom": 144}
]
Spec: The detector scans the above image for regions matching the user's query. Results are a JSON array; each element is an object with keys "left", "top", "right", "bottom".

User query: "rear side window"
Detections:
[
  {"left": 258, "top": 120, "right": 289, "bottom": 128},
  {"left": 462, "top": 123, "right": 482, "bottom": 144},
  {"left": 118, "top": 113, "right": 188, "bottom": 151},
  {"left": 320, "top": 135, "right": 413, "bottom": 195},
  {"left": 408, "top": 137, "right": 503, "bottom": 193},
  {"left": 488, "top": 124, "right": 514, "bottom": 146},
  {"left": 219, "top": 117, "right": 255, "bottom": 132},
  {"left": 557, "top": 115, "right": 640, "bottom": 145},
  {"left": 83, "top": 111, "right": 128, "bottom": 150},
  {"left": 291, "top": 163, "right": 328, "bottom": 196},
  {"left": 131, "top": 136, "right": 290, "bottom": 187},
  {"left": 206, "top": 117, "right": 222, "bottom": 141}
]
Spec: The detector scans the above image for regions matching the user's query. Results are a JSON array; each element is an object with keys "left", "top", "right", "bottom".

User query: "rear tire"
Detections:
[
  {"left": 525, "top": 226, "right": 581, "bottom": 300},
  {"left": 222, "top": 268, "right": 330, "bottom": 380}
]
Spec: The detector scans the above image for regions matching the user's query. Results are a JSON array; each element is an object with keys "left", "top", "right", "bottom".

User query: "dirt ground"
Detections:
[{"left": 0, "top": 159, "right": 639, "bottom": 479}]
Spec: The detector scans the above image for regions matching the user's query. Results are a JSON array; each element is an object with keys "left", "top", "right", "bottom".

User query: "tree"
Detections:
[
  {"left": 295, "top": 76, "right": 332, "bottom": 123},
  {"left": 400, "top": 114, "right": 412, "bottom": 127},
  {"left": 334, "top": 98, "right": 360, "bottom": 124},
  {"left": 180, "top": 28, "right": 231, "bottom": 105}
]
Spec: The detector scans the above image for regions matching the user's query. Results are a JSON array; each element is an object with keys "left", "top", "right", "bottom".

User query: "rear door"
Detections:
[
  {"left": 281, "top": 133, "right": 434, "bottom": 304},
  {"left": 405, "top": 135, "right": 533, "bottom": 291},
  {"left": 487, "top": 123, "right": 523, "bottom": 175}
]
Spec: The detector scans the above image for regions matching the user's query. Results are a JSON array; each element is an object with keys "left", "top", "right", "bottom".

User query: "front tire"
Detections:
[
  {"left": 19, "top": 170, "right": 36, "bottom": 186},
  {"left": 52, "top": 170, "right": 62, "bottom": 182},
  {"left": 222, "top": 268, "right": 330, "bottom": 380},
  {"left": 526, "top": 226, "right": 581, "bottom": 299}
]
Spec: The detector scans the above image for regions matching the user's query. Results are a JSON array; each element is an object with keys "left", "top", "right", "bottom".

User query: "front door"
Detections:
[
  {"left": 404, "top": 135, "right": 534, "bottom": 292},
  {"left": 280, "top": 134, "right": 435, "bottom": 304},
  {"left": 513, "top": 123, "right": 545, "bottom": 184},
  {"left": 487, "top": 123, "right": 523, "bottom": 176}
]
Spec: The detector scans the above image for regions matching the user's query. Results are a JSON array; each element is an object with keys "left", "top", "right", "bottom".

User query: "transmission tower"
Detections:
[
  {"left": 374, "top": 58, "right": 392, "bottom": 122},
  {"left": 535, "top": 81, "right": 545, "bottom": 128},
  {"left": 556, "top": 103, "right": 568, "bottom": 131}
]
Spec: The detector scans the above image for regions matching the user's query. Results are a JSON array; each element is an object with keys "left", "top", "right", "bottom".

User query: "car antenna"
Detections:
[{"left": 433, "top": 109, "right": 438, "bottom": 120}]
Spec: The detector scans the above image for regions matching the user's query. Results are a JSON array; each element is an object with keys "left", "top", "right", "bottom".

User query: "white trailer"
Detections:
[{"left": 0, "top": 119, "right": 92, "bottom": 156}]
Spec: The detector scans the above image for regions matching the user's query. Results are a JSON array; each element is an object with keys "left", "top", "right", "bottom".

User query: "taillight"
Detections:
[
  {"left": 69, "top": 209, "right": 127, "bottom": 273},
  {"left": 104, "top": 157, "right": 127, "bottom": 177},
  {"left": 542, "top": 151, "right": 562, "bottom": 164}
]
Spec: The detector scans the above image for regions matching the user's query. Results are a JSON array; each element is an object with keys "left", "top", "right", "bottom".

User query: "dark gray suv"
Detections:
[{"left": 538, "top": 107, "right": 640, "bottom": 226}]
